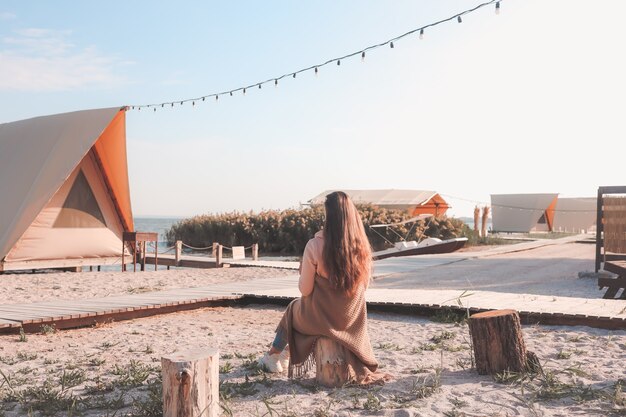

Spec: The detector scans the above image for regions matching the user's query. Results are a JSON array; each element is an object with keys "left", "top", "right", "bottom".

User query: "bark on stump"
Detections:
[
  {"left": 468, "top": 309, "right": 527, "bottom": 375},
  {"left": 162, "top": 348, "right": 219, "bottom": 417},
  {"left": 314, "top": 337, "right": 351, "bottom": 387}
]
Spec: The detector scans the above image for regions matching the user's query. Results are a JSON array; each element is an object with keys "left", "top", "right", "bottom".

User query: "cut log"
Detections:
[
  {"left": 314, "top": 337, "right": 351, "bottom": 387},
  {"left": 468, "top": 309, "right": 528, "bottom": 375},
  {"left": 162, "top": 348, "right": 219, "bottom": 417}
]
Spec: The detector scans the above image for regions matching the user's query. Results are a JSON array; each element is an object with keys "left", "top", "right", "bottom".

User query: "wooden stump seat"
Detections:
[
  {"left": 468, "top": 309, "right": 530, "bottom": 375},
  {"left": 161, "top": 348, "right": 219, "bottom": 417},
  {"left": 314, "top": 337, "right": 351, "bottom": 387}
]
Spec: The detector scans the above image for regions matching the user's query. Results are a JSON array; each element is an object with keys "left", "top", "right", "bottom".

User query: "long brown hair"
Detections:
[{"left": 322, "top": 191, "right": 372, "bottom": 295}]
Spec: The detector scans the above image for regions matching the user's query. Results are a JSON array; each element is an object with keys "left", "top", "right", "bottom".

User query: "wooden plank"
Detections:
[{"left": 0, "top": 256, "right": 127, "bottom": 272}]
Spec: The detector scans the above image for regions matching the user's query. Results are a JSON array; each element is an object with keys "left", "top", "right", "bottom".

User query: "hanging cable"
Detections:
[{"left": 129, "top": 0, "right": 503, "bottom": 111}]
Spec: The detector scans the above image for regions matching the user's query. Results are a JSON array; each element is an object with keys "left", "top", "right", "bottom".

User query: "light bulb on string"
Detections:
[
  {"left": 457, "top": 15, "right": 462, "bottom": 23},
  {"left": 390, "top": 42, "right": 394, "bottom": 49},
  {"left": 161, "top": 104, "right": 164, "bottom": 108},
  {"left": 293, "top": 73, "right": 296, "bottom": 78},
  {"left": 180, "top": 101, "right": 183, "bottom": 105},
  {"left": 202, "top": 97, "right": 205, "bottom": 102},
  {"left": 258, "top": 83, "right": 262, "bottom": 89},
  {"left": 337, "top": 59, "right": 341, "bottom": 66},
  {"left": 192, "top": 101, "right": 195, "bottom": 106},
  {"left": 229, "top": 91, "right": 233, "bottom": 97},
  {"left": 314, "top": 67, "right": 319, "bottom": 76},
  {"left": 215, "top": 95, "right": 219, "bottom": 101},
  {"left": 361, "top": 51, "right": 365, "bottom": 61},
  {"left": 171, "top": 103, "right": 174, "bottom": 107},
  {"left": 419, "top": 28, "right": 424, "bottom": 39},
  {"left": 495, "top": 2, "right": 500, "bottom": 14},
  {"left": 274, "top": 79, "right": 278, "bottom": 87},
  {"left": 153, "top": 108, "right": 156, "bottom": 112},
  {"left": 243, "top": 88, "right": 246, "bottom": 95}
]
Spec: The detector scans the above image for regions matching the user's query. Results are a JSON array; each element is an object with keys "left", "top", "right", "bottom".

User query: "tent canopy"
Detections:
[
  {"left": 309, "top": 189, "right": 450, "bottom": 216},
  {"left": 0, "top": 107, "right": 132, "bottom": 263},
  {"left": 491, "top": 193, "right": 559, "bottom": 233}
]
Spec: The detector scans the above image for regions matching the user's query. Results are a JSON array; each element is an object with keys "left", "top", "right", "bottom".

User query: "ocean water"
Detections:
[{"left": 133, "top": 217, "right": 183, "bottom": 244}]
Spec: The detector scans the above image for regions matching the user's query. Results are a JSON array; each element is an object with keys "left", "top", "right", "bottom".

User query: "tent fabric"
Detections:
[
  {"left": 553, "top": 198, "right": 597, "bottom": 233},
  {"left": 491, "top": 193, "right": 559, "bottom": 232},
  {"left": 53, "top": 170, "right": 107, "bottom": 228},
  {"left": 309, "top": 189, "right": 449, "bottom": 215},
  {"left": 0, "top": 107, "right": 130, "bottom": 262},
  {"left": 5, "top": 151, "right": 125, "bottom": 263},
  {"left": 93, "top": 110, "right": 133, "bottom": 232}
]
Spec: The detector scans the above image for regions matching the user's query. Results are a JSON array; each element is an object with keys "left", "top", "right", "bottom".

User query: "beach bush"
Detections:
[{"left": 166, "top": 205, "right": 467, "bottom": 254}]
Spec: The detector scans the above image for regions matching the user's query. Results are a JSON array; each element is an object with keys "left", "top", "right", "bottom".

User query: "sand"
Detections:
[
  {"left": 0, "top": 267, "right": 296, "bottom": 304},
  {"left": 0, "top": 303, "right": 624, "bottom": 416},
  {"left": 1, "top": 242, "right": 625, "bottom": 416}
]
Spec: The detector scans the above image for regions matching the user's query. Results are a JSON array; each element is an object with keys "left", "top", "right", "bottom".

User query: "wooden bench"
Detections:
[{"left": 599, "top": 260, "right": 626, "bottom": 299}]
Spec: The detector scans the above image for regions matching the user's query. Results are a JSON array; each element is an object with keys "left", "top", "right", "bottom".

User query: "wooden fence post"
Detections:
[
  {"left": 162, "top": 348, "right": 219, "bottom": 417},
  {"left": 252, "top": 243, "right": 259, "bottom": 261},
  {"left": 215, "top": 244, "right": 222, "bottom": 268},
  {"left": 175, "top": 241, "right": 182, "bottom": 265}
]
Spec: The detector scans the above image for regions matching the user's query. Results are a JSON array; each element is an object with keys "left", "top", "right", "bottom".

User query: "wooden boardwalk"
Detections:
[
  {"left": 143, "top": 253, "right": 300, "bottom": 270},
  {"left": 1, "top": 276, "right": 625, "bottom": 333}
]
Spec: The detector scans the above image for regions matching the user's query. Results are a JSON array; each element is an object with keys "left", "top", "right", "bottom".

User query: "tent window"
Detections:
[
  {"left": 53, "top": 170, "right": 107, "bottom": 228},
  {"left": 537, "top": 213, "right": 547, "bottom": 224}
]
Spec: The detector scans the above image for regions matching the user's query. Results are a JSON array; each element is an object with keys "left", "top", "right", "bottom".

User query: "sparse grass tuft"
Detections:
[
  {"left": 556, "top": 350, "right": 571, "bottom": 360},
  {"left": 18, "top": 327, "right": 27, "bottom": 343},
  {"left": 431, "top": 309, "right": 466, "bottom": 324},
  {"left": 362, "top": 391, "right": 382, "bottom": 411},
  {"left": 220, "top": 362, "right": 233, "bottom": 374},
  {"left": 111, "top": 360, "right": 155, "bottom": 387},
  {"left": 40, "top": 324, "right": 56, "bottom": 335}
]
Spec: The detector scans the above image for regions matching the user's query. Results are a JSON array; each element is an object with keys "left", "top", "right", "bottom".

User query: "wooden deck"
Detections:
[
  {"left": 143, "top": 253, "right": 300, "bottom": 270},
  {"left": 1, "top": 276, "right": 625, "bottom": 334}
]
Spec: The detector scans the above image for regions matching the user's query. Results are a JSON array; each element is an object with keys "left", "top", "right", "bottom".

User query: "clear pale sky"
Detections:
[{"left": 1, "top": 1, "right": 624, "bottom": 217}]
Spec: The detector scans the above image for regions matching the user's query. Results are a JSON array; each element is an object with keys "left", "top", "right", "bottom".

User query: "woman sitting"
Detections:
[{"left": 258, "top": 191, "right": 389, "bottom": 385}]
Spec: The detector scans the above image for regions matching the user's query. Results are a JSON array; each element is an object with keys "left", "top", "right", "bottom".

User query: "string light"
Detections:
[
  {"left": 130, "top": 0, "right": 503, "bottom": 111},
  {"left": 215, "top": 95, "right": 219, "bottom": 101}
]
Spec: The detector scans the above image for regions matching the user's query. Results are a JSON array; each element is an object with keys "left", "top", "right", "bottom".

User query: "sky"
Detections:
[{"left": 1, "top": 0, "right": 625, "bottom": 218}]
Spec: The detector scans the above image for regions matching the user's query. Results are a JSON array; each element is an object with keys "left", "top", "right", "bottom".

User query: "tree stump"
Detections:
[
  {"left": 314, "top": 337, "right": 351, "bottom": 387},
  {"left": 468, "top": 309, "right": 528, "bottom": 375},
  {"left": 162, "top": 348, "right": 219, "bottom": 417}
]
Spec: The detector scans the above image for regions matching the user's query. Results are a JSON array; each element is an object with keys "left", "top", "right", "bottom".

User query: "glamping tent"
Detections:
[
  {"left": 309, "top": 189, "right": 450, "bottom": 216},
  {"left": 0, "top": 107, "right": 133, "bottom": 271},
  {"left": 553, "top": 197, "right": 597, "bottom": 233},
  {"left": 491, "top": 193, "right": 558, "bottom": 233}
]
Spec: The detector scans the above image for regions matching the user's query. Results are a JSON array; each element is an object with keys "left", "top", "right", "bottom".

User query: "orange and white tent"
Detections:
[
  {"left": 0, "top": 107, "right": 133, "bottom": 271},
  {"left": 490, "top": 193, "right": 558, "bottom": 233},
  {"left": 309, "top": 189, "right": 450, "bottom": 217}
]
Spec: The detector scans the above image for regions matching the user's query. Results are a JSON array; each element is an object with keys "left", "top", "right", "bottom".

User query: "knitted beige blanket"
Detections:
[{"left": 278, "top": 275, "right": 390, "bottom": 385}]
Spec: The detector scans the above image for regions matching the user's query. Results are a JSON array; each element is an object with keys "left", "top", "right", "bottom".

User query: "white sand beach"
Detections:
[{"left": 1, "top": 241, "right": 625, "bottom": 416}]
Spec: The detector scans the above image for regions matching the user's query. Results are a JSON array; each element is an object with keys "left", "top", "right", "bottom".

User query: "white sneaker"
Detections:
[
  {"left": 278, "top": 349, "right": 290, "bottom": 371},
  {"left": 257, "top": 352, "right": 283, "bottom": 373}
]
